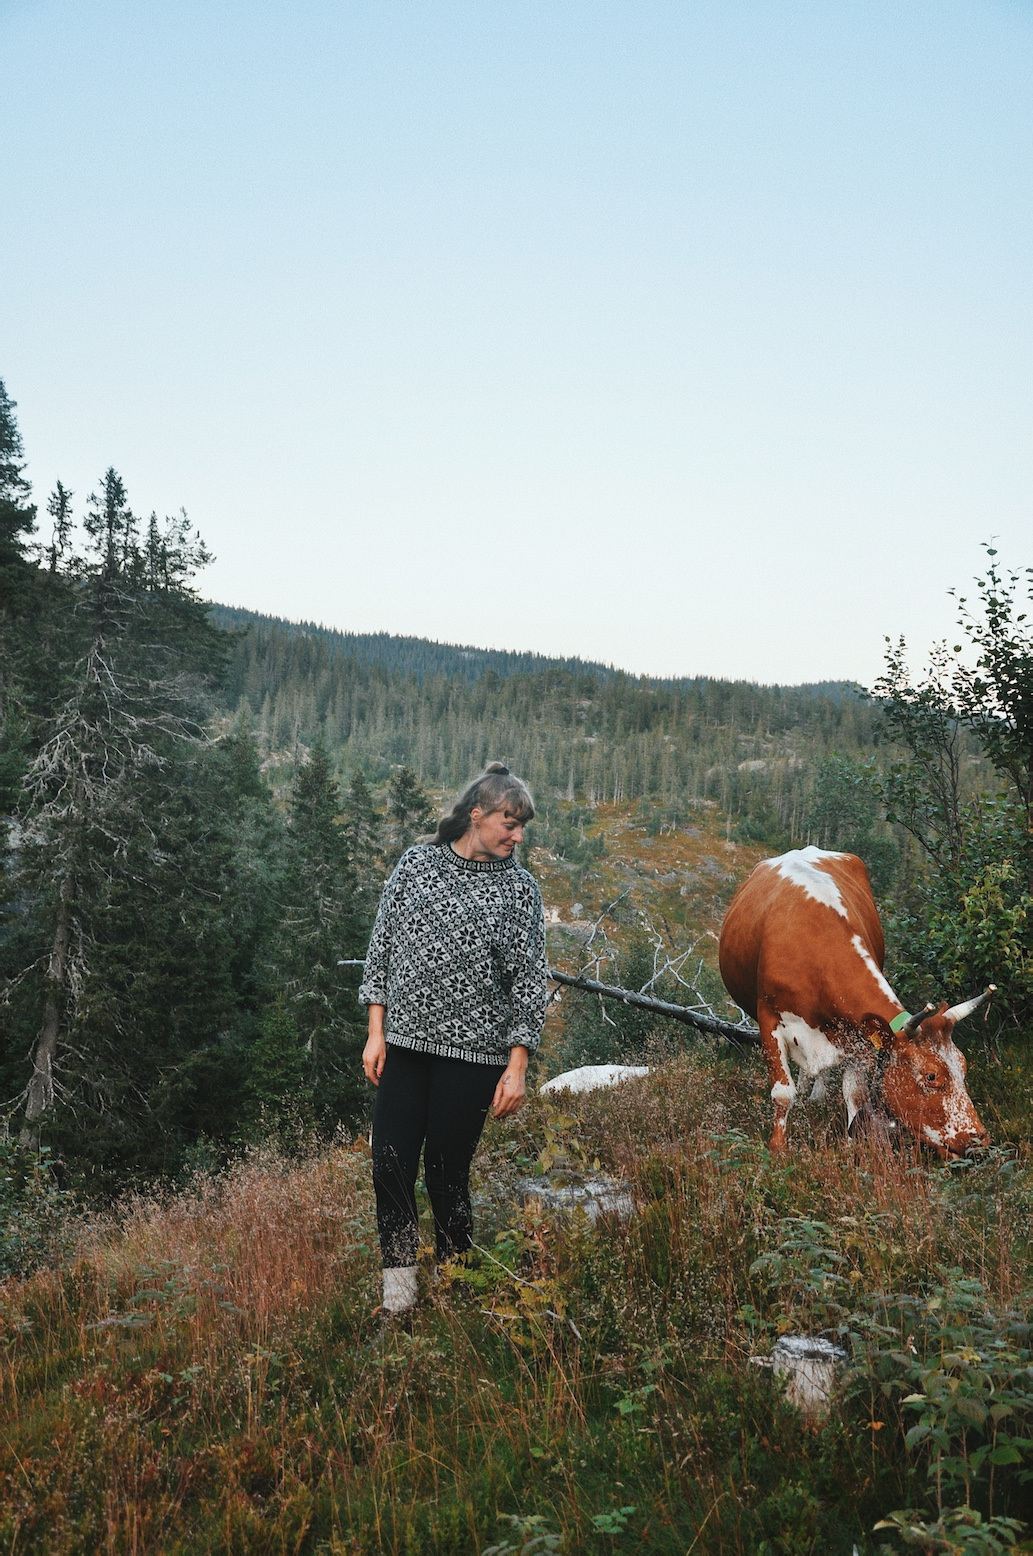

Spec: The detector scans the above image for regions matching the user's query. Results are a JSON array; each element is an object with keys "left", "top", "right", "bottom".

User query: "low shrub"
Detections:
[{"left": 0, "top": 1136, "right": 76, "bottom": 1278}]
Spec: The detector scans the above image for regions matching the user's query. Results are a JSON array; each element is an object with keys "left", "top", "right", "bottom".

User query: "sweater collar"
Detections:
[{"left": 444, "top": 844, "right": 515, "bottom": 874}]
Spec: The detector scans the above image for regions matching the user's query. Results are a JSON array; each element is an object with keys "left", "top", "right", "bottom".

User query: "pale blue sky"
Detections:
[{"left": 2, "top": 0, "right": 1030, "bottom": 681}]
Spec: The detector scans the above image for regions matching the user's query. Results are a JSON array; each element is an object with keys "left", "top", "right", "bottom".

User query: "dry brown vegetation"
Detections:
[
  {"left": 2, "top": 1045, "right": 1033, "bottom": 1553},
  {"left": 533, "top": 800, "right": 769, "bottom": 949}
]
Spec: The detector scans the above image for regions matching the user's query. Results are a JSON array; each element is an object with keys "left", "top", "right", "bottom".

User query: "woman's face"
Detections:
[{"left": 467, "top": 806, "right": 525, "bottom": 860}]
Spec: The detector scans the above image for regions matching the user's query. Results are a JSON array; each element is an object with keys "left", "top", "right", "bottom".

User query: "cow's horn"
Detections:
[
  {"left": 945, "top": 984, "right": 997, "bottom": 1024},
  {"left": 904, "top": 1001, "right": 938, "bottom": 1034}
]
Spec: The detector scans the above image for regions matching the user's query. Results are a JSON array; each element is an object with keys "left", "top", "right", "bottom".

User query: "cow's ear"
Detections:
[{"left": 860, "top": 1013, "right": 894, "bottom": 1051}]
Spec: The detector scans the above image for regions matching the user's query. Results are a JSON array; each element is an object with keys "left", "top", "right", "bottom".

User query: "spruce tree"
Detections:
[
  {"left": 13, "top": 475, "right": 224, "bottom": 1149},
  {"left": 386, "top": 763, "right": 435, "bottom": 862},
  {"left": 0, "top": 381, "right": 41, "bottom": 812},
  {"left": 45, "top": 483, "right": 73, "bottom": 573},
  {"left": 342, "top": 769, "right": 385, "bottom": 924},
  {"left": 275, "top": 746, "right": 366, "bottom": 1126},
  {"left": 0, "top": 379, "right": 36, "bottom": 581},
  {"left": 244, "top": 998, "right": 310, "bottom": 1129}
]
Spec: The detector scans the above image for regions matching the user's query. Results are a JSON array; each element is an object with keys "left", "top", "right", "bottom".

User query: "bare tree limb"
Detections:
[{"left": 545, "top": 967, "right": 758, "bottom": 1049}]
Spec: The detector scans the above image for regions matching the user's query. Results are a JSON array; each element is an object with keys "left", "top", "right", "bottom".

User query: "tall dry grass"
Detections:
[{"left": 0, "top": 1047, "right": 1031, "bottom": 1553}]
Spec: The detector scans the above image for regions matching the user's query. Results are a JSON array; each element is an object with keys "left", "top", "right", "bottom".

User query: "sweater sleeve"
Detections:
[
  {"left": 357, "top": 853, "right": 408, "bottom": 1006},
  {"left": 503, "top": 877, "right": 548, "bottom": 1053}
]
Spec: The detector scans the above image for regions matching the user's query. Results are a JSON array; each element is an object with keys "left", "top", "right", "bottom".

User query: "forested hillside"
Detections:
[
  {"left": 3, "top": 373, "right": 1031, "bottom": 1199},
  {"left": 214, "top": 602, "right": 895, "bottom": 839},
  {"left": 210, "top": 604, "right": 624, "bottom": 683}
]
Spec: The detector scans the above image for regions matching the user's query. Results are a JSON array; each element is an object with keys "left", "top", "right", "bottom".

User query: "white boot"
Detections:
[{"left": 382, "top": 1265, "right": 418, "bottom": 1314}]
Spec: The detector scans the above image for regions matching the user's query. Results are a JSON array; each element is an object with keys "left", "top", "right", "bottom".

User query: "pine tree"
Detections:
[
  {"left": 386, "top": 764, "right": 435, "bottom": 863},
  {"left": 275, "top": 746, "right": 366, "bottom": 1126},
  {"left": 82, "top": 467, "right": 135, "bottom": 578},
  {"left": 0, "top": 379, "right": 36, "bottom": 580},
  {"left": 14, "top": 476, "right": 223, "bottom": 1146},
  {"left": 45, "top": 483, "right": 73, "bottom": 573},
  {"left": 342, "top": 769, "right": 384, "bottom": 924},
  {"left": 0, "top": 381, "right": 41, "bottom": 812},
  {"left": 85, "top": 724, "right": 290, "bottom": 1180},
  {"left": 245, "top": 998, "right": 310, "bottom": 1126}
]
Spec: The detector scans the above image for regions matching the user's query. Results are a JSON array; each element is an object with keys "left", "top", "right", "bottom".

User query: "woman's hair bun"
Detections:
[{"left": 484, "top": 761, "right": 510, "bottom": 775}]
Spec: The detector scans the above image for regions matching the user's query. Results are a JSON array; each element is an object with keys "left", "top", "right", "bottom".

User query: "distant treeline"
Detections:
[
  {"left": 214, "top": 606, "right": 887, "bottom": 830},
  {"left": 210, "top": 605, "right": 622, "bottom": 684}
]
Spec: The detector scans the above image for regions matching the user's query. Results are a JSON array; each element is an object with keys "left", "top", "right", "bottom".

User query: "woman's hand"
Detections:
[
  {"left": 363, "top": 1007, "right": 387, "bottom": 1085},
  {"left": 491, "top": 1047, "right": 528, "bottom": 1118}
]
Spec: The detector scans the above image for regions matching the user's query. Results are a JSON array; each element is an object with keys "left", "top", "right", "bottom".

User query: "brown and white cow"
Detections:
[{"left": 718, "top": 847, "right": 991, "bottom": 1155}]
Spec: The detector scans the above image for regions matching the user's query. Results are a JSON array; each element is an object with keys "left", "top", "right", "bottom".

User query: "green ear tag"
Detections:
[{"left": 889, "top": 1012, "right": 911, "bottom": 1034}]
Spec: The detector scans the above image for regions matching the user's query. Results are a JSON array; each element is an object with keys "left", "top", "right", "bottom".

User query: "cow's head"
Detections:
[{"left": 873, "top": 989, "right": 993, "bottom": 1155}]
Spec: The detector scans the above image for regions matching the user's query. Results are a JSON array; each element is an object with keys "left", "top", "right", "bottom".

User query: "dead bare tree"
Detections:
[{"left": 15, "top": 473, "right": 212, "bottom": 1143}]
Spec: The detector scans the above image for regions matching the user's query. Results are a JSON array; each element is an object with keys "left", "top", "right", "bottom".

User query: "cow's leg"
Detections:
[{"left": 759, "top": 1008, "right": 796, "bottom": 1152}]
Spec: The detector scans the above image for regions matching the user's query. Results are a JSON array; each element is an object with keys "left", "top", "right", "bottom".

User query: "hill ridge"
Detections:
[{"left": 208, "top": 603, "right": 858, "bottom": 697}]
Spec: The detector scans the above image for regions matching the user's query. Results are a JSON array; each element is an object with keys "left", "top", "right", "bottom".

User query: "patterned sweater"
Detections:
[{"left": 358, "top": 843, "right": 548, "bottom": 1064}]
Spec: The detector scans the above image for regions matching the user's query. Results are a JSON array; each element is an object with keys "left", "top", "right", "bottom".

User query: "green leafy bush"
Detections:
[
  {"left": 874, "top": 1505, "right": 1024, "bottom": 1554},
  {"left": 748, "top": 1209, "right": 1033, "bottom": 1544},
  {"left": 852, "top": 1271, "right": 1033, "bottom": 1516},
  {"left": 923, "top": 862, "right": 1033, "bottom": 1014},
  {"left": 873, "top": 547, "right": 1033, "bottom": 1027},
  {"left": 0, "top": 1137, "right": 76, "bottom": 1278}
]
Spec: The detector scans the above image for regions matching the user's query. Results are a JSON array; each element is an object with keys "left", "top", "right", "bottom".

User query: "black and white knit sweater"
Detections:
[{"left": 358, "top": 843, "right": 548, "bottom": 1064}]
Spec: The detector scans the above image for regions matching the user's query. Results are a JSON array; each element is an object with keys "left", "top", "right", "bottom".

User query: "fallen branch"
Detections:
[{"left": 546, "top": 968, "right": 759, "bottom": 1049}]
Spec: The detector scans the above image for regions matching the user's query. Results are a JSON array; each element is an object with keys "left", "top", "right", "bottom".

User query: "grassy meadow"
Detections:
[
  {"left": 2, "top": 1047, "right": 1032, "bottom": 1555},
  {"left": 2, "top": 802, "right": 1033, "bottom": 1555}
]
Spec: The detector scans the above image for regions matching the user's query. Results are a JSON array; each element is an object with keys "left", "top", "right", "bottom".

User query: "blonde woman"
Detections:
[{"left": 360, "top": 763, "right": 547, "bottom": 1316}]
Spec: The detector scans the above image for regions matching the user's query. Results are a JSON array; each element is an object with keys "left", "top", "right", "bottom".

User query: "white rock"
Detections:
[
  {"left": 517, "top": 1174, "right": 635, "bottom": 1220},
  {"left": 771, "top": 1335, "right": 846, "bottom": 1419},
  {"left": 539, "top": 1064, "right": 650, "bottom": 1097}
]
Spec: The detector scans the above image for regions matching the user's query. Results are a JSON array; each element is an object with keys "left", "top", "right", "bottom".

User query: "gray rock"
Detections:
[{"left": 517, "top": 1173, "right": 635, "bottom": 1221}]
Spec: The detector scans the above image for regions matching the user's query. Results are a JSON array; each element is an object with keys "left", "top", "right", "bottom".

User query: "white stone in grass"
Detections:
[
  {"left": 382, "top": 1265, "right": 418, "bottom": 1313},
  {"left": 539, "top": 1064, "right": 650, "bottom": 1097},
  {"left": 517, "top": 1174, "right": 635, "bottom": 1221},
  {"left": 754, "top": 1335, "right": 847, "bottom": 1420}
]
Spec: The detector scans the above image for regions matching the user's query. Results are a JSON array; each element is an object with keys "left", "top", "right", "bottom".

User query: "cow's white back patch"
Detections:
[
  {"left": 768, "top": 848, "right": 848, "bottom": 918},
  {"left": 851, "top": 933, "right": 896, "bottom": 1002}
]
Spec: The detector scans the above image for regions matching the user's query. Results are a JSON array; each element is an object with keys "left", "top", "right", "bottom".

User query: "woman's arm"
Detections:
[
  {"left": 359, "top": 854, "right": 413, "bottom": 1085},
  {"left": 491, "top": 1043, "right": 528, "bottom": 1117},
  {"left": 491, "top": 882, "right": 547, "bottom": 1118},
  {"left": 502, "top": 881, "right": 548, "bottom": 1057},
  {"left": 357, "top": 855, "right": 408, "bottom": 1009},
  {"left": 362, "top": 1004, "right": 387, "bottom": 1085}
]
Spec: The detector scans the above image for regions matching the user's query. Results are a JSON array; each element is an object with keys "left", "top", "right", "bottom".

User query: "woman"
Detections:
[{"left": 360, "top": 762, "right": 547, "bottom": 1315}]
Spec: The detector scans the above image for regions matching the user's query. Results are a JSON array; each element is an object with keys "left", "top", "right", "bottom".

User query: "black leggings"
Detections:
[{"left": 371, "top": 1045, "right": 506, "bottom": 1267}]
